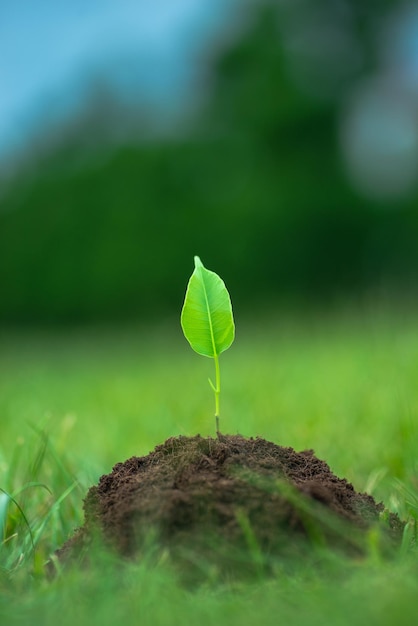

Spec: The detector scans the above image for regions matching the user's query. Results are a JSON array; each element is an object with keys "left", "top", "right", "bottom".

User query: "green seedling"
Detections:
[{"left": 181, "top": 256, "right": 235, "bottom": 434}]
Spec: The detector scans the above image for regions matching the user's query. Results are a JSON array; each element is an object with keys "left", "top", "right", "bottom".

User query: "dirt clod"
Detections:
[{"left": 55, "top": 434, "right": 404, "bottom": 579}]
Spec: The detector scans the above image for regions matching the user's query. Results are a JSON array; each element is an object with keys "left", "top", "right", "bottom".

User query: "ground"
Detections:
[{"left": 55, "top": 433, "right": 404, "bottom": 581}]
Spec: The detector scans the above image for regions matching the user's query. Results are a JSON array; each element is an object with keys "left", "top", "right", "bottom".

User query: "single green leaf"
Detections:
[{"left": 181, "top": 256, "right": 235, "bottom": 358}]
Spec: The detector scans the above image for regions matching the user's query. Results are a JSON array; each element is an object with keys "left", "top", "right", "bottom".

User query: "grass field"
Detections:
[{"left": 1, "top": 305, "right": 418, "bottom": 625}]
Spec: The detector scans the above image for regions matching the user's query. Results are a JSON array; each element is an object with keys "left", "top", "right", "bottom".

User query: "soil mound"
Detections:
[{"left": 55, "top": 435, "right": 404, "bottom": 578}]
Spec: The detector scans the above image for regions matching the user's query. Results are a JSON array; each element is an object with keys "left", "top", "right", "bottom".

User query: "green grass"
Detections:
[{"left": 1, "top": 305, "right": 418, "bottom": 625}]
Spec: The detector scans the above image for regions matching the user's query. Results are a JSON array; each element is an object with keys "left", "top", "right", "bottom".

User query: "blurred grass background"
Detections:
[
  {"left": 1, "top": 309, "right": 418, "bottom": 626},
  {"left": 2, "top": 307, "right": 418, "bottom": 510}
]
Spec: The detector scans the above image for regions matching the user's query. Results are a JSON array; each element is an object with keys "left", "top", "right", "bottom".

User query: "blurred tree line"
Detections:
[{"left": 1, "top": 0, "right": 418, "bottom": 325}]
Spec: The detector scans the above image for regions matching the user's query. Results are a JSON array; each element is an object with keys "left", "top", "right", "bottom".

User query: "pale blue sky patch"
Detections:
[{"left": 0, "top": 0, "right": 239, "bottom": 157}]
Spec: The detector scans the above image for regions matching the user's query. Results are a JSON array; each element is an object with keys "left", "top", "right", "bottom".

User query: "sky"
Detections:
[
  {"left": 0, "top": 0, "right": 239, "bottom": 158},
  {"left": 2, "top": 1, "right": 418, "bottom": 200}
]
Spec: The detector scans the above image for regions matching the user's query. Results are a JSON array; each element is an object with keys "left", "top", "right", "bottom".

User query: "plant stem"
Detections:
[{"left": 214, "top": 353, "right": 221, "bottom": 435}]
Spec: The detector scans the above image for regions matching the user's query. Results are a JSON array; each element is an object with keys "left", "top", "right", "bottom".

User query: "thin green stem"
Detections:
[{"left": 214, "top": 353, "right": 221, "bottom": 435}]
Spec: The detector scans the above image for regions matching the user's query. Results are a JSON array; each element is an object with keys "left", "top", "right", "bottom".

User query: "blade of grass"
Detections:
[
  {"left": 0, "top": 488, "right": 35, "bottom": 569},
  {"left": 0, "top": 492, "right": 9, "bottom": 541}
]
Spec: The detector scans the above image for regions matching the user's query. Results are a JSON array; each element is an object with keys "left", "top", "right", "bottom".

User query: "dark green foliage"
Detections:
[{"left": 1, "top": 0, "right": 417, "bottom": 324}]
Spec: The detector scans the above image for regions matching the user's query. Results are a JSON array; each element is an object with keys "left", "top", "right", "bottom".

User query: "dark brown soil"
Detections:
[{"left": 54, "top": 434, "right": 404, "bottom": 580}]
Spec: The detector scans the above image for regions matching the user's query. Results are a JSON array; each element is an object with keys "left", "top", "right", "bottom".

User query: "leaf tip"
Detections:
[{"left": 194, "top": 256, "right": 203, "bottom": 269}]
